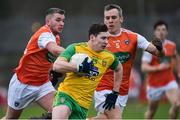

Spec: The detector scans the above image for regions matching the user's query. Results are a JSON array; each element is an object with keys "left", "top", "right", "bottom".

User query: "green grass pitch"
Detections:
[{"left": 0, "top": 101, "right": 179, "bottom": 119}]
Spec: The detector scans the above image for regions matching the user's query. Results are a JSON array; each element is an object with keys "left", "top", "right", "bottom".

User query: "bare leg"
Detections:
[
  {"left": 92, "top": 112, "right": 108, "bottom": 119},
  {"left": 37, "top": 91, "right": 55, "bottom": 112},
  {"left": 166, "top": 88, "right": 180, "bottom": 119},
  {"left": 4, "top": 106, "right": 23, "bottom": 119},
  {"left": 91, "top": 105, "right": 121, "bottom": 119},
  {"left": 144, "top": 100, "right": 159, "bottom": 119},
  {"left": 104, "top": 105, "right": 122, "bottom": 119},
  {"left": 52, "top": 105, "right": 71, "bottom": 119}
]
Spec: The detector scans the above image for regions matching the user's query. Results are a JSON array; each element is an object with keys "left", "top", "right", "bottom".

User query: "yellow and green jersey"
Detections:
[{"left": 57, "top": 42, "right": 119, "bottom": 109}]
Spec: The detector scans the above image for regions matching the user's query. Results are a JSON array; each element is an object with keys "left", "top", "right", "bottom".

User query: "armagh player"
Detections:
[
  {"left": 94, "top": 4, "right": 163, "bottom": 119},
  {"left": 3, "top": 8, "right": 65, "bottom": 119},
  {"left": 52, "top": 23, "right": 123, "bottom": 119},
  {"left": 141, "top": 20, "right": 180, "bottom": 119}
]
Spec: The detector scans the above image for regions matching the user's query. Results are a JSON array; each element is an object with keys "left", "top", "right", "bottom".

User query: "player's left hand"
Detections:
[
  {"left": 78, "top": 57, "right": 99, "bottom": 76},
  {"left": 86, "top": 66, "right": 99, "bottom": 77},
  {"left": 103, "top": 91, "right": 119, "bottom": 110}
]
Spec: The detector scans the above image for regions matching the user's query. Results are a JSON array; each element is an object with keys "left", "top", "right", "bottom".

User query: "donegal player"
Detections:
[{"left": 52, "top": 23, "right": 123, "bottom": 119}]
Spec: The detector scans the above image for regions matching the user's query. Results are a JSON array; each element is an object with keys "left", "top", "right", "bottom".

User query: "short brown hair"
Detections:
[
  {"left": 88, "top": 23, "right": 108, "bottom": 38},
  {"left": 46, "top": 8, "right": 65, "bottom": 16},
  {"left": 104, "top": 4, "right": 123, "bottom": 17}
]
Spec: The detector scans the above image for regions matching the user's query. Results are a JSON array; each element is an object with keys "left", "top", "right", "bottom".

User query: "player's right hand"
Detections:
[
  {"left": 151, "top": 37, "right": 163, "bottom": 51},
  {"left": 78, "top": 57, "right": 99, "bottom": 76}
]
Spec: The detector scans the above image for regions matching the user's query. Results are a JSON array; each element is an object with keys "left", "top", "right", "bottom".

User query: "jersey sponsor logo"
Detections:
[
  {"left": 114, "top": 52, "right": 131, "bottom": 64},
  {"left": 160, "top": 56, "right": 171, "bottom": 63}
]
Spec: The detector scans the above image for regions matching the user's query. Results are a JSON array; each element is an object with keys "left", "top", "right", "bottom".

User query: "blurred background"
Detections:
[{"left": 0, "top": 0, "right": 180, "bottom": 118}]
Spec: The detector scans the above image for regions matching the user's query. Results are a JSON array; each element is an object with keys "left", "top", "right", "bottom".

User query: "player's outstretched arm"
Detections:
[{"left": 46, "top": 42, "right": 65, "bottom": 56}]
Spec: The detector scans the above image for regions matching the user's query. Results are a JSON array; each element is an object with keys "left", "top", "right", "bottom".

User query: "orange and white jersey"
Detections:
[
  {"left": 15, "top": 25, "right": 60, "bottom": 86},
  {"left": 96, "top": 28, "right": 150, "bottom": 95},
  {"left": 142, "top": 39, "right": 176, "bottom": 87}
]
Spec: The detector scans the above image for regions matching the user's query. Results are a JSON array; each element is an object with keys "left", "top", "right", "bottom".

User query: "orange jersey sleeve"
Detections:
[{"left": 15, "top": 25, "right": 61, "bottom": 86}]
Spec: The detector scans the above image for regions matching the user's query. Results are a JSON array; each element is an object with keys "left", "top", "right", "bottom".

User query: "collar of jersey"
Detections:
[{"left": 108, "top": 28, "right": 122, "bottom": 37}]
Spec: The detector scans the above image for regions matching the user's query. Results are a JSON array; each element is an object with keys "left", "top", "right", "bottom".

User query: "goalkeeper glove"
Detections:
[
  {"left": 103, "top": 91, "right": 119, "bottom": 110},
  {"left": 78, "top": 57, "right": 99, "bottom": 76},
  {"left": 151, "top": 37, "right": 163, "bottom": 51}
]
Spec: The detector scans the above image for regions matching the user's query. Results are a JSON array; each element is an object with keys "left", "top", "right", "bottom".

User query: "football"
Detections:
[{"left": 70, "top": 53, "right": 91, "bottom": 66}]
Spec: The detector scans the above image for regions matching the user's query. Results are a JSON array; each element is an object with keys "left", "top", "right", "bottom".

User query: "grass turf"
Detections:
[{"left": 0, "top": 101, "right": 179, "bottom": 119}]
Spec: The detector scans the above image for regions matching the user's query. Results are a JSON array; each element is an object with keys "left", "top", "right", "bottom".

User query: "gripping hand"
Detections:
[
  {"left": 151, "top": 37, "right": 163, "bottom": 51},
  {"left": 78, "top": 57, "right": 99, "bottom": 76},
  {"left": 103, "top": 91, "right": 119, "bottom": 110}
]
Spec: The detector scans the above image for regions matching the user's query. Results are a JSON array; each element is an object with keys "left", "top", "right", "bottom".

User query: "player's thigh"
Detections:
[
  {"left": 8, "top": 74, "right": 38, "bottom": 110},
  {"left": 53, "top": 91, "right": 87, "bottom": 119},
  {"left": 147, "top": 99, "right": 160, "bottom": 111},
  {"left": 52, "top": 105, "right": 71, "bottom": 119},
  {"left": 5, "top": 106, "right": 23, "bottom": 119},
  {"left": 94, "top": 90, "right": 127, "bottom": 114},
  {"left": 165, "top": 81, "right": 179, "bottom": 104},
  {"left": 104, "top": 105, "right": 122, "bottom": 119},
  {"left": 146, "top": 86, "right": 164, "bottom": 101},
  {"left": 36, "top": 81, "right": 55, "bottom": 112},
  {"left": 166, "top": 88, "right": 179, "bottom": 105}
]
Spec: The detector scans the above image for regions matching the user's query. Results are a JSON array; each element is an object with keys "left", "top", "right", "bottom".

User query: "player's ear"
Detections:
[
  {"left": 120, "top": 16, "right": 123, "bottom": 23},
  {"left": 90, "top": 34, "right": 95, "bottom": 40},
  {"left": 45, "top": 15, "right": 51, "bottom": 25}
]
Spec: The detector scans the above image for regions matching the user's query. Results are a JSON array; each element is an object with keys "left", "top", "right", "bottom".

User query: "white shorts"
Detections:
[
  {"left": 147, "top": 80, "right": 178, "bottom": 101},
  {"left": 8, "top": 74, "right": 55, "bottom": 110},
  {"left": 94, "top": 90, "right": 128, "bottom": 113}
]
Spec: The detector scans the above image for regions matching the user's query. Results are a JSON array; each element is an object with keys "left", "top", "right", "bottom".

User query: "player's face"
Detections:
[
  {"left": 93, "top": 32, "right": 109, "bottom": 51},
  {"left": 104, "top": 9, "right": 123, "bottom": 35},
  {"left": 47, "top": 13, "right": 65, "bottom": 35},
  {"left": 154, "top": 25, "right": 168, "bottom": 40}
]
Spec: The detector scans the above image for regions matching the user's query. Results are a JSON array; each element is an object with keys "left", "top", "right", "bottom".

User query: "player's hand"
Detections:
[
  {"left": 103, "top": 91, "right": 119, "bottom": 110},
  {"left": 151, "top": 37, "right": 163, "bottom": 51},
  {"left": 46, "top": 52, "right": 57, "bottom": 63},
  {"left": 78, "top": 57, "right": 99, "bottom": 76},
  {"left": 86, "top": 66, "right": 99, "bottom": 77},
  {"left": 49, "top": 70, "right": 63, "bottom": 86},
  {"left": 157, "top": 63, "right": 170, "bottom": 71}
]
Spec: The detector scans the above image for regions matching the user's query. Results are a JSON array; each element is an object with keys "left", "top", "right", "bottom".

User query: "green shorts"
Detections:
[{"left": 53, "top": 91, "right": 88, "bottom": 119}]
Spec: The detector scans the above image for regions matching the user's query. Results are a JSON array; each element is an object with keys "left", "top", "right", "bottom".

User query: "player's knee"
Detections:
[
  {"left": 175, "top": 100, "right": 180, "bottom": 108},
  {"left": 105, "top": 111, "right": 121, "bottom": 119}
]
